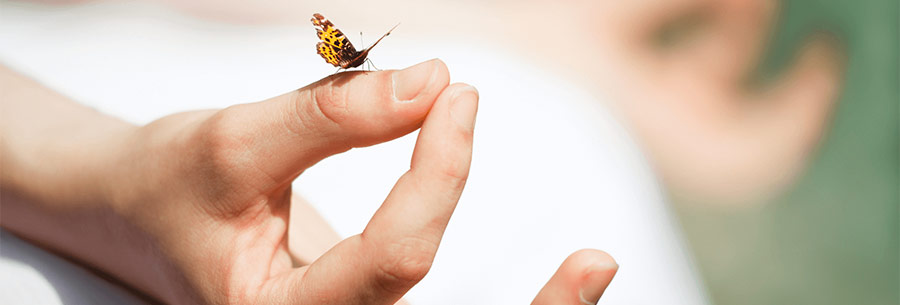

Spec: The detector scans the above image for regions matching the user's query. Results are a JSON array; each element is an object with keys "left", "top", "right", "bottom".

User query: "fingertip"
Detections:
[
  {"left": 532, "top": 249, "right": 618, "bottom": 305},
  {"left": 563, "top": 249, "right": 619, "bottom": 284},
  {"left": 448, "top": 83, "right": 479, "bottom": 131},
  {"left": 566, "top": 249, "right": 618, "bottom": 305},
  {"left": 410, "top": 82, "right": 478, "bottom": 174},
  {"left": 392, "top": 58, "right": 450, "bottom": 103},
  {"left": 362, "top": 59, "right": 449, "bottom": 139},
  {"left": 567, "top": 249, "right": 618, "bottom": 269}
]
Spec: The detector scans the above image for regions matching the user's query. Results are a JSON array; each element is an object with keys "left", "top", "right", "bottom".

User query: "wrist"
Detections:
[
  {"left": 7, "top": 120, "right": 138, "bottom": 208},
  {"left": 1, "top": 118, "right": 196, "bottom": 304},
  {"left": 0, "top": 65, "right": 206, "bottom": 303}
]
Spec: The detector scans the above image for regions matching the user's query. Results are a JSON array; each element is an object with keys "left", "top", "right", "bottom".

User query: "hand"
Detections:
[
  {"left": 4, "top": 59, "right": 459, "bottom": 303},
  {"left": 99, "top": 59, "right": 467, "bottom": 304},
  {"left": 1, "top": 59, "right": 618, "bottom": 304}
]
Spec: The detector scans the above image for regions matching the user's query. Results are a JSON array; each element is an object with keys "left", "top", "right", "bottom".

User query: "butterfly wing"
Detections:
[
  {"left": 316, "top": 42, "right": 341, "bottom": 67},
  {"left": 312, "top": 13, "right": 359, "bottom": 67}
]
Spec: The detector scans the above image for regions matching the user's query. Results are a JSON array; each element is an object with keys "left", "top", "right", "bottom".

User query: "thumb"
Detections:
[
  {"left": 532, "top": 249, "right": 618, "bottom": 305},
  {"left": 204, "top": 59, "right": 449, "bottom": 186}
]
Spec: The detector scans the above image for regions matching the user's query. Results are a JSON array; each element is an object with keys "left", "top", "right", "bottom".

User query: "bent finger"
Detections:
[
  {"left": 360, "top": 83, "right": 478, "bottom": 297},
  {"left": 201, "top": 59, "right": 449, "bottom": 191},
  {"left": 282, "top": 83, "right": 478, "bottom": 305}
]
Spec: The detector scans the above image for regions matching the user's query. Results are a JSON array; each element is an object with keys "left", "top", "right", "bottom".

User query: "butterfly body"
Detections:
[{"left": 311, "top": 13, "right": 396, "bottom": 69}]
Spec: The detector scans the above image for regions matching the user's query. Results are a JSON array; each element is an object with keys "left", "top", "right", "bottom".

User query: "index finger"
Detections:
[
  {"left": 278, "top": 83, "right": 478, "bottom": 305},
  {"left": 362, "top": 83, "right": 479, "bottom": 295}
]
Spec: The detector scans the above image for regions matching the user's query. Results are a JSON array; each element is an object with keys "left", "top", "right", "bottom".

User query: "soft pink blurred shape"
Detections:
[{"left": 580, "top": 0, "right": 847, "bottom": 204}]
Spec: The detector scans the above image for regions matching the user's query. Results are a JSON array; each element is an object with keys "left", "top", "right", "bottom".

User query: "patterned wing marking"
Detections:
[
  {"left": 311, "top": 13, "right": 356, "bottom": 53},
  {"left": 316, "top": 42, "right": 340, "bottom": 67},
  {"left": 311, "top": 13, "right": 395, "bottom": 69}
]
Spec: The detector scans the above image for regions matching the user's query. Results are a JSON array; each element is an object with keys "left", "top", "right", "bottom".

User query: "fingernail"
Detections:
[
  {"left": 450, "top": 86, "right": 478, "bottom": 131},
  {"left": 393, "top": 59, "right": 436, "bottom": 102},
  {"left": 578, "top": 263, "right": 618, "bottom": 305}
]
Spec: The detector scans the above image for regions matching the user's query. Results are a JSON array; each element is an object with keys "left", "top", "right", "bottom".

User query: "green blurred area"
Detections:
[{"left": 674, "top": 1, "right": 899, "bottom": 304}]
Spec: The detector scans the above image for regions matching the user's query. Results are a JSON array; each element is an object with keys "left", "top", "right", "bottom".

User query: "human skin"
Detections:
[{"left": 0, "top": 60, "right": 617, "bottom": 304}]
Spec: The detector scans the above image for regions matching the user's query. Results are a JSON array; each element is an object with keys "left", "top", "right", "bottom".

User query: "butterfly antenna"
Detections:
[
  {"left": 363, "top": 22, "right": 400, "bottom": 52},
  {"left": 359, "top": 31, "right": 364, "bottom": 47}
]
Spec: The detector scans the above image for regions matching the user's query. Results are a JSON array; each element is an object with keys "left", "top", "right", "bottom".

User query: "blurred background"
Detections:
[
  {"left": 0, "top": 0, "right": 897, "bottom": 304},
  {"left": 675, "top": 1, "right": 898, "bottom": 304}
]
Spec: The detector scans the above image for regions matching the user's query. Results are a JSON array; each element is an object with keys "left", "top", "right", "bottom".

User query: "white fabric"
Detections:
[
  {"left": 0, "top": 231, "right": 151, "bottom": 305},
  {"left": 0, "top": 1, "right": 709, "bottom": 304}
]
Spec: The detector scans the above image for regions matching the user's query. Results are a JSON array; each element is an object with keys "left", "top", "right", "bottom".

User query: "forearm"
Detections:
[
  {"left": 0, "top": 64, "right": 181, "bottom": 301},
  {"left": 0, "top": 64, "right": 136, "bottom": 207}
]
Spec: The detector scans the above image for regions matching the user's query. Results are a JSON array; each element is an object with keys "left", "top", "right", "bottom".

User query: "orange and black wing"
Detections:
[
  {"left": 311, "top": 13, "right": 357, "bottom": 67},
  {"left": 316, "top": 42, "right": 340, "bottom": 67}
]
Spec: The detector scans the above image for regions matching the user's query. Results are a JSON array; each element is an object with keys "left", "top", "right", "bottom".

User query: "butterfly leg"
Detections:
[
  {"left": 334, "top": 67, "right": 343, "bottom": 74},
  {"left": 365, "top": 58, "right": 382, "bottom": 71}
]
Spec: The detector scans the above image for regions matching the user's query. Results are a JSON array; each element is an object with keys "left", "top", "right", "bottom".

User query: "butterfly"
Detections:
[{"left": 311, "top": 13, "right": 399, "bottom": 69}]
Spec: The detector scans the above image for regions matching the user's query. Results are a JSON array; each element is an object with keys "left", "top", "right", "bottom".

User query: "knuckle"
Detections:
[
  {"left": 188, "top": 107, "right": 255, "bottom": 201},
  {"left": 308, "top": 82, "right": 350, "bottom": 128},
  {"left": 375, "top": 236, "right": 438, "bottom": 290},
  {"left": 199, "top": 108, "right": 247, "bottom": 169},
  {"left": 433, "top": 161, "right": 470, "bottom": 191}
]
